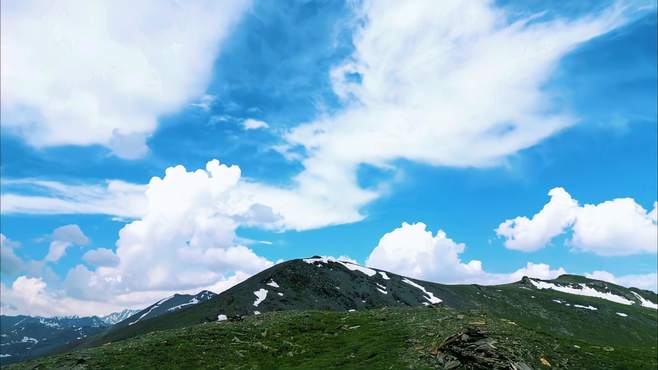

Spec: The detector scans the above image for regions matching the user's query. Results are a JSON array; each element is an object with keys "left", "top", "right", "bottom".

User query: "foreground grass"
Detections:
[{"left": 7, "top": 307, "right": 657, "bottom": 369}]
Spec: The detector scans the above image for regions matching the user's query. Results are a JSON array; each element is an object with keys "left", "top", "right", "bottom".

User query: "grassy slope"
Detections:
[{"left": 8, "top": 307, "right": 657, "bottom": 370}]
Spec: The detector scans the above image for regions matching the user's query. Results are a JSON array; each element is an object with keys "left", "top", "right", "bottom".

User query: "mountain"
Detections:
[
  {"left": 0, "top": 315, "right": 108, "bottom": 364},
  {"left": 110, "top": 290, "right": 216, "bottom": 329},
  {"left": 100, "top": 309, "right": 140, "bottom": 325},
  {"left": 6, "top": 257, "right": 658, "bottom": 369}
]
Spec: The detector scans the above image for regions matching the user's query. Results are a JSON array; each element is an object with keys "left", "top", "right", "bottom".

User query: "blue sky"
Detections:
[{"left": 1, "top": 0, "right": 656, "bottom": 316}]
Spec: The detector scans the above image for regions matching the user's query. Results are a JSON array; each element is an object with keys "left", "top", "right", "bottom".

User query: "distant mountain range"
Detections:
[
  {"left": 0, "top": 290, "right": 217, "bottom": 364},
  {"left": 3, "top": 257, "right": 657, "bottom": 368}
]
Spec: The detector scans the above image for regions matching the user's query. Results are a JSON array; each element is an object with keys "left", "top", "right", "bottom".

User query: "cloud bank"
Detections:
[{"left": 366, "top": 222, "right": 657, "bottom": 291}]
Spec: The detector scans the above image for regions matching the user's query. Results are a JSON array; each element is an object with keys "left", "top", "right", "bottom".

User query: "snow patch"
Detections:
[
  {"left": 529, "top": 279, "right": 634, "bottom": 306},
  {"left": 128, "top": 295, "right": 173, "bottom": 325},
  {"left": 379, "top": 271, "right": 390, "bottom": 280},
  {"left": 253, "top": 289, "right": 268, "bottom": 307},
  {"left": 573, "top": 304, "right": 597, "bottom": 311},
  {"left": 616, "top": 312, "right": 628, "bottom": 317},
  {"left": 254, "top": 311, "right": 261, "bottom": 315},
  {"left": 266, "top": 280, "right": 280, "bottom": 288},
  {"left": 552, "top": 299, "right": 563, "bottom": 304},
  {"left": 167, "top": 298, "right": 199, "bottom": 312},
  {"left": 631, "top": 292, "right": 658, "bottom": 310},
  {"left": 303, "top": 257, "right": 377, "bottom": 277},
  {"left": 0, "top": 354, "right": 11, "bottom": 358},
  {"left": 21, "top": 336, "right": 38, "bottom": 344},
  {"left": 402, "top": 278, "right": 442, "bottom": 304},
  {"left": 277, "top": 292, "right": 284, "bottom": 296},
  {"left": 38, "top": 318, "right": 60, "bottom": 328},
  {"left": 217, "top": 314, "right": 227, "bottom": 321}
]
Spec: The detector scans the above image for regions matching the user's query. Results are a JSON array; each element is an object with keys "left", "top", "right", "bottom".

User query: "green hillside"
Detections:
[{"left": 8, "top": 307, "right": 656, "bottom": 370}]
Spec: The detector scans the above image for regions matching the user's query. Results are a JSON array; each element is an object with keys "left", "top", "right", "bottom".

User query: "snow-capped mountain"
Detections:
[
  {"left": 110, "top": 290, "right": 217, "bottom": 330},
  {"left": 4, "top": 258, "right": 657, "bottom": 366},
  {"left": 90, "top": 257, "right": 657, "bottom": 348},
  {"left": 100, "top": 309, "right": 140, "bottom": 325},
  {"left": 0, "top": 315, "right": 108, "bottom": 364}
]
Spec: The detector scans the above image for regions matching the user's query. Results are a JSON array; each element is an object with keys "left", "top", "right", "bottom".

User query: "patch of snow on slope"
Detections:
[
  {"left": 616, "top": 312, "right": 628, "bottom": 317},
  {"left": 167, "top": 298, "right": 199, "bottom": 312},
  {"left": 38, "top": 318, "right": 60, "bottom": 328},
  {"left": 379, "top": 271, "right": 390, "bottom": 280},
  {"left": 303, "top": 256, "right": 334, "bottom": 264},
  {"left": 253, "top": 289, "right": 268, "bottom": 307},
  {"left": 0, "top": 354, "right": 11, "bottom": 358},
  {"left": 267, "top": 280, "right": 280, "bottom": 288},
  {"left": 573, "top": 304, "right": 597, "bottom": 311},
  {"left": 529, "top": 279, "right": 634, "bottom": 305},
  {"left": 217, "top": 314, "right": 227, "bottom": 321},
  {"left": 128, "top": 295, "right": 173, "bottom": 325},
  {"left": 21, "top": 336, "right": 38, "bottom": 344},
  {"left": 277, "top": 292, "right": 284, "bottom": 296},
  {"left": 338, "top": 261, "right": 377, "bottom": 277},
  {"left": 303, "top": 257, "right": 377, "bottom": 277},
  {"left": 254, "top": 311, "right": 261, "bottom": 315},
  {"left": 402, "top": 278, "right": 442, "bottom": 304},
  {"left": 631, "top": 292, "right": 658, "bottom": 309}
]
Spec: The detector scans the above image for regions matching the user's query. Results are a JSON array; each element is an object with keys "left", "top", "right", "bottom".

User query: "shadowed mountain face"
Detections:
[{"left": 3, "top": 258, "right": 657, "bottom": 367}]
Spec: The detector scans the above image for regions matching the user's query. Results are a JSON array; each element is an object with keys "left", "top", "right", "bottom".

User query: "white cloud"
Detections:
[
  {"left": 0, "top": 161, "right": 374, "bottom": 231},
  {"left": 275, "top": 0, "right": 636, "bottom": 222},
  {"left": 1, "top": 178, "right": 147, "bottom": 219},
  {"left": 570, "top": 199, "right": 657, "bottom": 256},
  {"left": 45, "top": 225, "right": 90, "bottom": 262},
  {"left": 496, "top": 188, "right": 657, "bottom": 256},
  {"left": 0, "top": 0, "right": 248, "bottom": 158},
  {"left": 0, "top": 276, "right": 128, "bottom": 317},
  {"left": 365, "top": 222, "right": 566, "bottom": 285},
  {"left": 365, "top": 222, "right": 656, "bottom": 291},
  {"left": 587, "top": 271, "right": 658, "bottom": 292},
  {"left": 82, "top": 248, "right": 119, "bottom": 267},
  {"left": 52, "top": 224, "right": 89, "bottom": 245},
  {"left": 191, "top": 94, "right": 216, "bottom": 112},
  {"left": 242, "top": 118, "right": 269, "bottom": 130},
  {"left": 43, "top": 160, "right": 275, "bottom": 313},
  {"left": 495, "top": 188, "right": 578, "bottom": 252}
]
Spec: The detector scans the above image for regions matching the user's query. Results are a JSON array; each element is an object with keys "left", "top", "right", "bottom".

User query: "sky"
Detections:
[{"left": 0, "top": 0, "right": 656, "bottom": 317}]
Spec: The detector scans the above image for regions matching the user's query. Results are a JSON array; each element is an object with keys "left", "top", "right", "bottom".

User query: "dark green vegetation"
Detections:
[
  {"left": 4, "top": 258, "right": 658, "bottom": 369},
  {"left": 8, "top": 307, "right": 657, "bottom": 369}
]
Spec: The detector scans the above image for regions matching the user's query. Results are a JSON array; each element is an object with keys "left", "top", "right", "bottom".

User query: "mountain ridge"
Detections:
[{"left": 3, "top": 257, "right": 656, "bottom": 367}]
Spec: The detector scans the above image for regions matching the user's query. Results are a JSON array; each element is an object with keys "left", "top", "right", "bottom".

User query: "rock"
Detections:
[{"left": 432, "top": 327, "right": 527, "bottom": 369}]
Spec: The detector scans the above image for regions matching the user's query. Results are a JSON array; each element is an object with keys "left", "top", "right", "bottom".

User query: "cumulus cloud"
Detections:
[
  {"left": 82, "top": 248, "right": 119, "bottom": 267},
  {"left": 44, "top": 160, "right": 274, "bottom": 312},
  {"left": 365, "top": 222, "right": 656, "bottom": 291},
  {"left": 366, "top": 222, "right": 566, "bottom": 285},
  {"left": 242, "top": 118, "right": 269, "bottom": 130},
  {"left": 495, "top": 188, "right": 578, "bottom": 252},
  {"left": 496, "top": 188, "right": 657, "bottom": 256},
  {"left": 0, "top": 0, "right": 248, "bottom": 158},
  {"left": 45, "top": 224, "right": 90, "bottom": 262}
]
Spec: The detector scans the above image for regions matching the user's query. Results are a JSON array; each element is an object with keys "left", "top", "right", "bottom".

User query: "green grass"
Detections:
[{"left": 8, "top": 307, "right": 657, "bottom": 370}]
